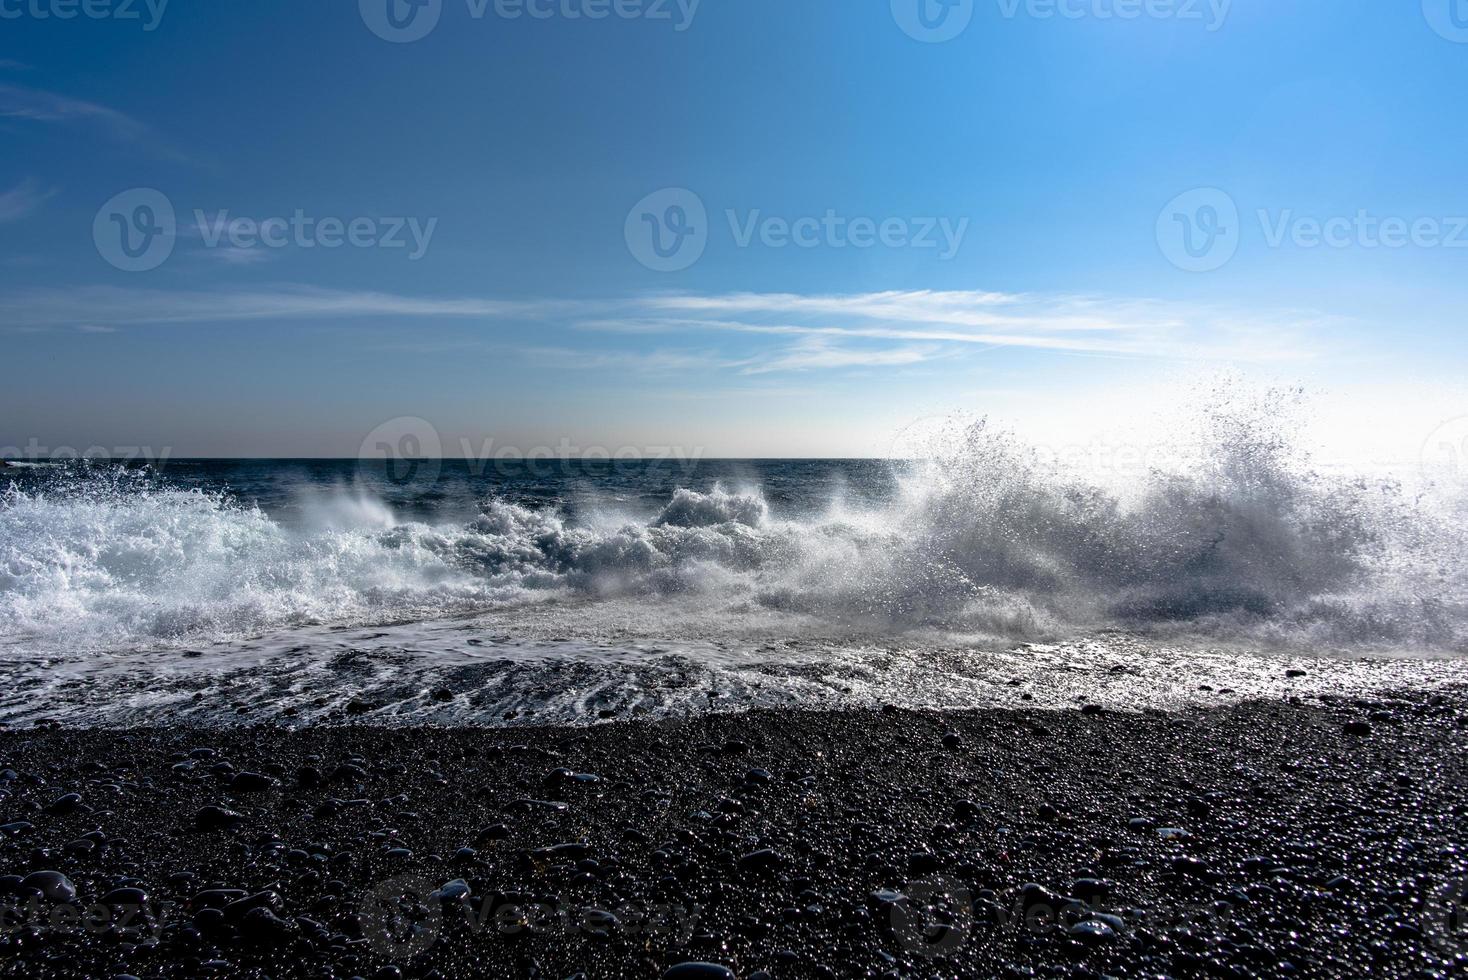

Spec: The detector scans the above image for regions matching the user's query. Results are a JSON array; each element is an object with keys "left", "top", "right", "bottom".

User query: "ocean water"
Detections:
[{"left": 3, "top": 410, "right": 1467, "bottom": 726}]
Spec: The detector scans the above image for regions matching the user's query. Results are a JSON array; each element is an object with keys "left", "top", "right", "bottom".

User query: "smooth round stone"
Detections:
[
  {"left": 663, "top": 965, "right": 736, "bottom": 980},
  {"left": 45, "top": 793, "right": 83, "bottom": 814},
  {"left": 1018, "top": 883, "right": 1062, "bottom": 912},
  {"left": 578, "top": 908, "right": 620, "bottom": 935},
  {"left": 433, "top": 878, "right": 471, "bottom": 901},
  {"left": 20, "top": 871, "right": 76, "bottom": 903},
  {"left": 102, "top": 887, "right": 148, "bottom": 907},
  {"left": 1069, "top": 919, "right": 1116, "bottom": 942},
  {"left": 1070, "top": 878, "right": 1111, "bottom": 902},
  {"left": 240, "top": 906, "right": 294, "bottom": 943},
  {"left": 231, "top": 771, "right": 273, "bottom": 792},
  {"left": 477, "top": 823, "right": 511, "bottom": 841},
  {"left": 737, "top": 849, "right": 783, "bottom": 874}
]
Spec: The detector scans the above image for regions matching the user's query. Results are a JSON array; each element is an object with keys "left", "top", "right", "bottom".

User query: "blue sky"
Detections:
[{"left": 2, "top": 0, "right": 1467, "bottom": 459}]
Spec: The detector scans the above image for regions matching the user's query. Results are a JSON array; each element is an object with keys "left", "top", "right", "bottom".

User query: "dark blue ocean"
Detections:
[{"left": 3, "top": 426, "right": 1466, "bottom": 725}]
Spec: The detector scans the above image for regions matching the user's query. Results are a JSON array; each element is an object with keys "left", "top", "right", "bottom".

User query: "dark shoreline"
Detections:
[{"left": 1, "top": 691, "right": 1465, "bottom": 978}]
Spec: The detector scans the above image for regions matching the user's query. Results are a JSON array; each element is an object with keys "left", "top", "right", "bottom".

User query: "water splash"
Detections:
[{"left": 2, "top": 391, "right": 1465, "bottom": 657}]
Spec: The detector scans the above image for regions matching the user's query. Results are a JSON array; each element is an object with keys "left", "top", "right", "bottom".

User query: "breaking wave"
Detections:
[{"left": 3, "top": 396, "right": 1466, "bottom": 656}]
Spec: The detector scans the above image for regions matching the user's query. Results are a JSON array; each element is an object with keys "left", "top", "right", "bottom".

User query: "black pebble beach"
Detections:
[{"left": 1, "top": 689, "right": 1466, "bottom": 979}]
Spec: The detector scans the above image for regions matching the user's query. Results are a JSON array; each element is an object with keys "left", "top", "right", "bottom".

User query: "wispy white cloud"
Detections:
[
  {"left": 0, "top": 284, "right": 1337, "bottom": 372},
  {"left": 0, "top": 178, "right": 57, "bottom": 223},
  {"left": 0, "top": 60, "right": 30, "bottom": 71},
  {"left": 202, "top": 246, "right": 274, "bottom": 266},
  {"left": 0, "top": 286, "right": 589, "bottom": 328},
  {"left": 603, "top": 290, "right": 1335, "bottom": 362},
  {"left": 0, "top": 83, "right": 185, "bottom": 160},
  {"left": 741, "top": 338, "right": 945, "bottom": 374},
  {"left": 521, "top": 346, "right": 742, "bottom": 373}
]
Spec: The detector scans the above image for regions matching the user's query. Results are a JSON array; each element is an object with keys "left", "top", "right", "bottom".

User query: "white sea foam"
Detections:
[{"left": 2, "top": 394, "right": 1466, "bottom": 664}]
